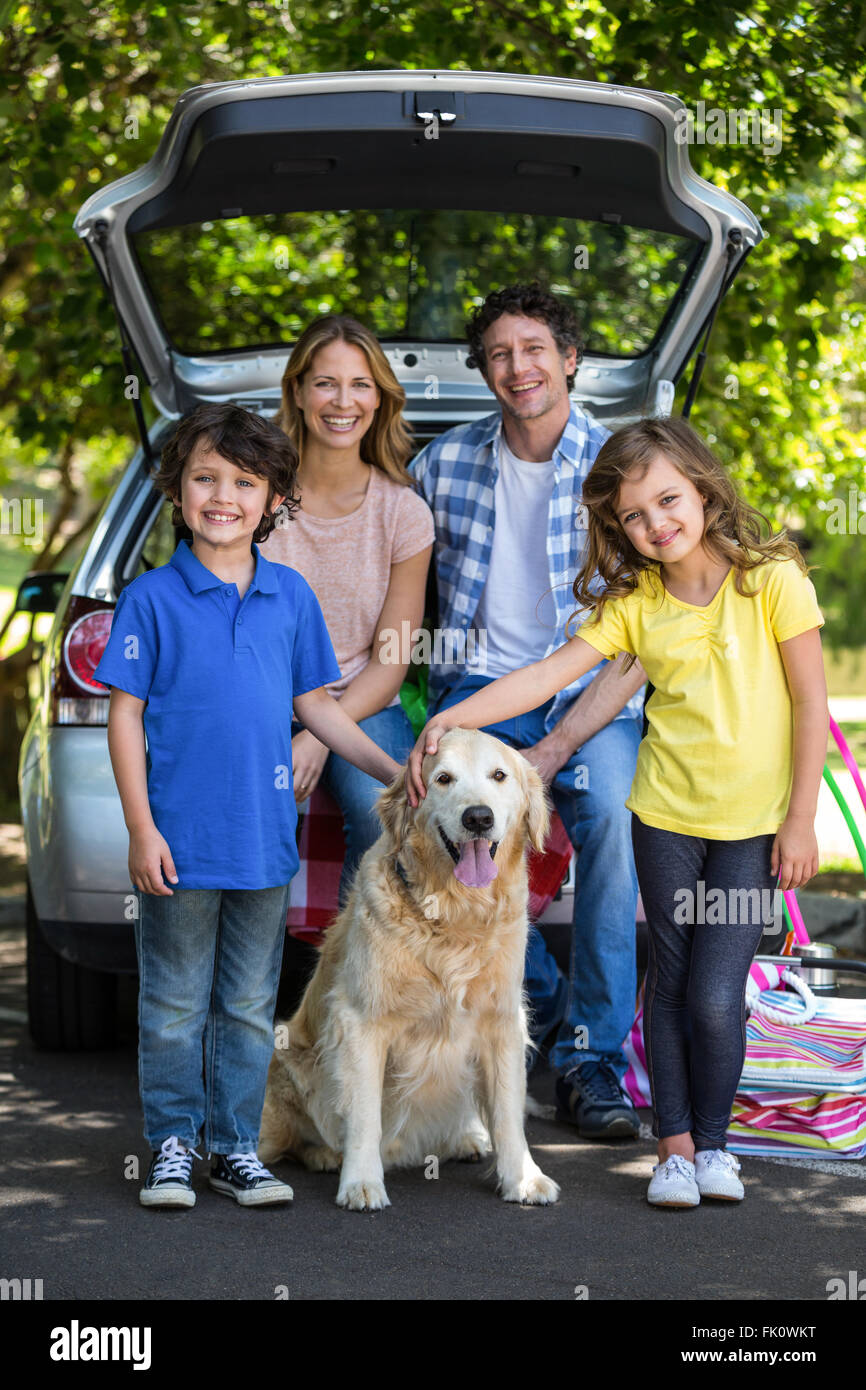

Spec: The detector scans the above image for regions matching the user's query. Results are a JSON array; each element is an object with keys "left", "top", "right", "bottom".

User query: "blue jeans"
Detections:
[
  {"left": 434, "top": 674, "right": 642, "bottom": 1079},
  {"left": 134, "top": 883, "right": 291, "bottom": 1152},
  {"left": 631, "top": 815, "right": 773, "bottom": 1149},
  {"left": 294, "top": 703, "right": 416, "bottom": 906}
]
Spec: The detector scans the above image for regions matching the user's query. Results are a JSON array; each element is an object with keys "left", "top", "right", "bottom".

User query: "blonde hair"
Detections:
[
  {"left": 569, "top": 417, "right": 812, "bottom": 664},
  {"left": 273, "top": 315, "right": 414, "bottom": 485}
]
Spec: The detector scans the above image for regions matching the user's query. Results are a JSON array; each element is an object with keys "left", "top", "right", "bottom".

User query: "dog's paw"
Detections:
[
  {"left": 501, "top": 1172, "right": 560, "bottom": 1205},
  {"left": 336, "top": 1178, "right": 391, "bottom": 1212},
  {"left": 450, "top": 1131, "right": 493, "bottom": 1163},
  {"left": 302, "top": 1144, "right": 342, "bottom": 1173}
]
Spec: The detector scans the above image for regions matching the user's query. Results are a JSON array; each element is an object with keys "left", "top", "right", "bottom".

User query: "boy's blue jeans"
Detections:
[
  {"left": 134, "top": 883, "right": 290, "bottom": 1153},
  {"left": 434, "top": 674, "right": 642, "bottom": 1080}
]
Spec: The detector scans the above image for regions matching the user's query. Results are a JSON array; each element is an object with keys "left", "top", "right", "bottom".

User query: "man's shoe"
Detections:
[
  {"left": 139, "top": 1136, "right": 200, "bottom": 1208},
  {"left": 209, "top": 1152, "right": 294, "bottom": 1206},
  {"left": 556, "top": 1060, "right": 640, "bottom": 1139},
  {"left": 647, "top": 1154, "right": 700, "bottom": 1208},
  {"left": 694, "top": 1149, "right": 744, "bottom": 1201}
]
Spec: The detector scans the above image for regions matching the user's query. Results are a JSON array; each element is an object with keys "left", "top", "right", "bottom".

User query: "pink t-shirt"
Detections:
[{"left": 261, "top": 466, "right": 434, "bottom": 702}]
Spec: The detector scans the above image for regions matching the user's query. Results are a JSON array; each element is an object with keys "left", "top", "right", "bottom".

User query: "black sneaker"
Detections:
[
  {"left": 139, "top": 1136, "right": 200, "bottom": 1208},
  {"left": 556, "top": 1060, "right": 640, "bottom": 1139},
  {"left": 209, "top": 1152, "right": 294, "bottom": 1206}
]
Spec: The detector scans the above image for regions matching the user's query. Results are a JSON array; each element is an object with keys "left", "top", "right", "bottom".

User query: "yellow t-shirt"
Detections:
[{"left": 577, "top": 557, "right": 824, "bottom": 839}]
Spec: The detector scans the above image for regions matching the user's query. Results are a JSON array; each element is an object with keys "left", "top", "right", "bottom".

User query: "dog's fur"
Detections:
[{"left": 259, "top": 728, "right": 560, "bottom": 1211}]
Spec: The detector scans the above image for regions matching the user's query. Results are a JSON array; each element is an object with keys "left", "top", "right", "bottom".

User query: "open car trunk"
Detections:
[{"left": 75, "top": 70, "right": 764, "bottom": 424}]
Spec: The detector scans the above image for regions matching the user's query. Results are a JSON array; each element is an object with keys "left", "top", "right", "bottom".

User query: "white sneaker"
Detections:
[
  {"left": 694, "top": 1149, "right": 744, "bottom": 1201},
  {"left": 647, "top": 1154, "right": 700, "bottom": 1208}
]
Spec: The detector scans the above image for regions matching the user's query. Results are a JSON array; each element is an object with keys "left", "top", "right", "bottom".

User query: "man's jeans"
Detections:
[
  {"left": 294, "top": 704, "right": 416, "bottom": 906},
  {"left": 134, "top": 883, "right": 291, "bottom": 1153},
  {"left": 434, "top": 674, "right": 642, "bottom": 1079}
]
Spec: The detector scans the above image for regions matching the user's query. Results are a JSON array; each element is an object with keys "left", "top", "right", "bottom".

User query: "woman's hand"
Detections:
[
  {"left": 129, "top": 824, "right": 178, "bottom": 895},
  {"left": 771, "top": 814, "right": 819, "bottom": 891},
  {"left": 292, "top": 728, "right": 330, "bottom": 802},
  {"left": 406, "top": 718, "right": 452, "bottom": 807}
]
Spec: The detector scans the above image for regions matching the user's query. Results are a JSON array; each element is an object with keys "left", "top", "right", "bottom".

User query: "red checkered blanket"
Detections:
[{"left": 287, "top": 786, "right": 575, "bottom": 947}]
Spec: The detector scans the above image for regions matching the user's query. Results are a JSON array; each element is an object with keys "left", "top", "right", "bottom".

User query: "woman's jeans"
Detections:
[
  {"left": 631, "top": 815, "right": 776, "bottom": 1151},
  {"left": 294, "top": 703, "right": 416, "bottom": 906},
  {"left": 134, "top": 883, "right": 291, "bottom": 1153}
]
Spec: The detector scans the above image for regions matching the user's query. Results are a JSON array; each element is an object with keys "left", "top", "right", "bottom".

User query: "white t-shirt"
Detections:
[{"left": 473, "top": 432, "right": 558, "bottom": 679}]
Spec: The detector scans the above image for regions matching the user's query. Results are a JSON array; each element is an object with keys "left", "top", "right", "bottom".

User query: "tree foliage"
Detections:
[{"left": 0, "top": 0, "right": 864, "bottom": 640}]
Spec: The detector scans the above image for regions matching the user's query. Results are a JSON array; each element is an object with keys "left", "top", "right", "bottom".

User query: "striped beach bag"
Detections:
[{"left": 623, "top": 960, "right": 866, "bottom": 1157}]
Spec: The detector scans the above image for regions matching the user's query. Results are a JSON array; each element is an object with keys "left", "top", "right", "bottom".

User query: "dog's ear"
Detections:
[
  {"left": 521, "top": 758, "right": 551, "bottom": 854},
  {"left": 376, "top": 770, "right": 412, "bottom": 849}
]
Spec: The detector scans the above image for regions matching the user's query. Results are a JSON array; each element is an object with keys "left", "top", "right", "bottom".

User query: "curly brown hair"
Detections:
[
  {"left": 569, "top": 417, "right": 812, "bottom": 667},
  {"left": 154, "top": 402, "right": 301, "bottom": 545},
  {"left": 465, "top": 282, "right": 585, "bottom": 391}
]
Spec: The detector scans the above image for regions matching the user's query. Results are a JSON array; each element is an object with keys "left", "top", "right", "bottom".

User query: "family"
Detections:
[{"left": 94, "top": 281, "right": 828, "bottom": 1213}]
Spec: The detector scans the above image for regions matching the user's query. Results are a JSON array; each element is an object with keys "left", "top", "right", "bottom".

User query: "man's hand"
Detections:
[
  {"left": 129, "top": 825, "right": 178, "bottom": 895},
  {"left": 406, "top": 719, "right": 451, "bottom": 806},
  {"left": 521, "top": 735, "right": 572, "bottom": 786}
]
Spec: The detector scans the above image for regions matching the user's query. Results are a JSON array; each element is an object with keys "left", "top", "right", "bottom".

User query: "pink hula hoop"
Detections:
[{"left": 829, "top": 713, "right": 866, "bottom": 816}]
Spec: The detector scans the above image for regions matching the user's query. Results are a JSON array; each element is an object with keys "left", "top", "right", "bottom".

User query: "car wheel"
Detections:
[{"left": 26, "top": 879, "right": 117, "bottom": 1050}]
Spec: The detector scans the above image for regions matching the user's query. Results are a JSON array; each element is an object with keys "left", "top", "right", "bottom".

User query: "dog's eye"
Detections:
[
  {"left": 435, "top": 773, "right": 452, "bottom": 785},
  {"left": 491, "top": 769, "right": 507, "bottom": 782}
]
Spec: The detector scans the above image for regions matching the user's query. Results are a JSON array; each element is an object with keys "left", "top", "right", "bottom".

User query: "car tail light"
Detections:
[{"left": 49, "top": 596, "right": 116, "bottom": 726}]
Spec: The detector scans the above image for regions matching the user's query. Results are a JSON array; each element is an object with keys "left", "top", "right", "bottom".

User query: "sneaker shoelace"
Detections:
[
  {"left": 153, "top": 1137, "right": 201, "bottom": 1180},
  {"left": 653, "top": 1154, "right": 695, "bottom": 1181},
  {"left": 567, "top": 1060, "right": 626, "bottom": 1104},
  {"left": 700, "top": 1150, "right": 741, "bottom": 1174},
  {"left": 225, "top": 1151, "right": 275, "bottom": 1182}
]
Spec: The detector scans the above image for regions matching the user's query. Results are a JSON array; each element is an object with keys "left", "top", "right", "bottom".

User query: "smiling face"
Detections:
[
  {"left": 480, "top": 313, "right": 577, "bottom": 423},
  {"left": 615, "top": 452, "right": 709, "bottom": 564},
  {"left": 415, "top": 729, "right": 548, "bottom": 889},
  {"left": 172, "top": 439, "right": 277, "bottom": 556},
  {"left": 291, "top": 339, "right": 381, "bottom": 450}
]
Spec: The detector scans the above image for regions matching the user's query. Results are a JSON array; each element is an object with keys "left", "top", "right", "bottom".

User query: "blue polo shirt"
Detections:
[{"left": 94, "top": 538, "right": 341, "bottom": 891}]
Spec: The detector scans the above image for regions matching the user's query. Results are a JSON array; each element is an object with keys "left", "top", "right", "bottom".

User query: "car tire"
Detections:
[{"left": 26, "top": 879, "right": 117, "bottom": 1050}]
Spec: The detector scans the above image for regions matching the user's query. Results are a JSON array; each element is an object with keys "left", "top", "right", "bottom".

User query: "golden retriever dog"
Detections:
[{"left": 258, "top": 728, "right": 561, "bottom": 1211}]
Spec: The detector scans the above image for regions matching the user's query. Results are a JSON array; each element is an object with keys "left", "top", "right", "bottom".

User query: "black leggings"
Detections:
[{"left": 631, "top": 815, "right": 777, "bottom": 1150}]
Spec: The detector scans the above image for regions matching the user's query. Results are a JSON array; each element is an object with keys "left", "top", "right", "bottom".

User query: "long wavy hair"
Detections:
[
  {"left": 569, "top": 417, "right": 812, "bottom": 662},
  {"left": 273, "top": 315, "right": 414, "bottom": 485}
]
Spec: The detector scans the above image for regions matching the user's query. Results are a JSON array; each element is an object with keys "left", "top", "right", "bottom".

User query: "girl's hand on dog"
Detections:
[
  {"left": 406, "top": 720, "right": 450, "bottom": 806},
  {"left": 292, "top": 728, "right": 330, "bottom": 802}
]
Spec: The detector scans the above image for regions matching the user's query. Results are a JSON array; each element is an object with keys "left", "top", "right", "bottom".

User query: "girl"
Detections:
[
  {"left": 263, "top": 315, "right": 434, "bottom": 907},
  {"left": 407, "top": 416, "right": 828, "bottom": 1208}
]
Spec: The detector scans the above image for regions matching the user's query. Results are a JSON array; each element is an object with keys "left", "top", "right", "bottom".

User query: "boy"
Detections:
[{"left": 95, "top": 402, "right": 403, "bottom": 1209}]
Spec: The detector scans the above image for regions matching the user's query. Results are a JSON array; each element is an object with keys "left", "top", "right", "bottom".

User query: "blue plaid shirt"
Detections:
[{"left": 410, "top": 403, "right": 646, "bottom": 734}]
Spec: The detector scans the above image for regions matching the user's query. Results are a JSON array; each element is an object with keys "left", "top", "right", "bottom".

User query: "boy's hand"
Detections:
[
  {"left": 406, "top": 719, "right": 451, "bottom": 807},
  {"left": 292, "top": 728, "right": 329, "bottom": 802},
  {"left": 771, "top": 814, "right": 819, "bottom": 891},
  {"left": 129, "top": 825, "right": 179, "bottom": 895}
]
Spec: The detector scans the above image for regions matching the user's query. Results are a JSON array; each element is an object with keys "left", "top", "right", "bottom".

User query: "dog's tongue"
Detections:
[{"left": 454, "top": 839, "right": 498, "bottom": 888}]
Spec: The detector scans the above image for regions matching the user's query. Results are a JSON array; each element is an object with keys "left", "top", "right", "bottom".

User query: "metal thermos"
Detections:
[{"left": 790, "top": 942, "right": 839, "bottom": 994}]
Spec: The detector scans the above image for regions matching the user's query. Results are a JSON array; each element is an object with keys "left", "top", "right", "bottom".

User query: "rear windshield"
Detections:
[{"left": 132, "top": 209, "right": 699, "bottom": 359}]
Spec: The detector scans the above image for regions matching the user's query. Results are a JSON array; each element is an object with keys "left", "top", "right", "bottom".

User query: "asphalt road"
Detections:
[{"left": 2, "top": 897, "right": 865, "bottom": 1320}]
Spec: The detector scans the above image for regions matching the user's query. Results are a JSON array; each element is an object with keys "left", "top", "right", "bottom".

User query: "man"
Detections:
[{"left": 410, "top": 283, "right": 648, "bottom": 1139}]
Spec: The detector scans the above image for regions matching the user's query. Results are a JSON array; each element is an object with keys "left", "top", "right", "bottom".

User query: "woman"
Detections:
[{"left": 263, "top": 315, "right": 434, "bottom": 905}]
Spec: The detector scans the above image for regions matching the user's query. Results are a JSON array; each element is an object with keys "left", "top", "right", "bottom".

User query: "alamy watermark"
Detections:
[
  {"left": 824, "top": 486, "right": 866, "bottom": 534},
  {"left": 0, "top": 496, "right": 42, "bottom": 548},
  {"left": 379, "top": 619, "right": 488, "bottom": 671},
  {"left": 674, "top": 881, "right": 784, "bottom": 929},
  {"left": 674, "top": 101, "right": 783, "bottom": 157}
]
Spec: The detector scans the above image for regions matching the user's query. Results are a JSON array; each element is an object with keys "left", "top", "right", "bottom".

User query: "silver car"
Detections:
[{"left": 17, "top": 69, "right": 762, "bottom": 1047}]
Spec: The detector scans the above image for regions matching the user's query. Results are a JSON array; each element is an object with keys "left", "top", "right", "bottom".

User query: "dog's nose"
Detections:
[{"left": 461, "top": 804, "right": 495, "bottom": 835}]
